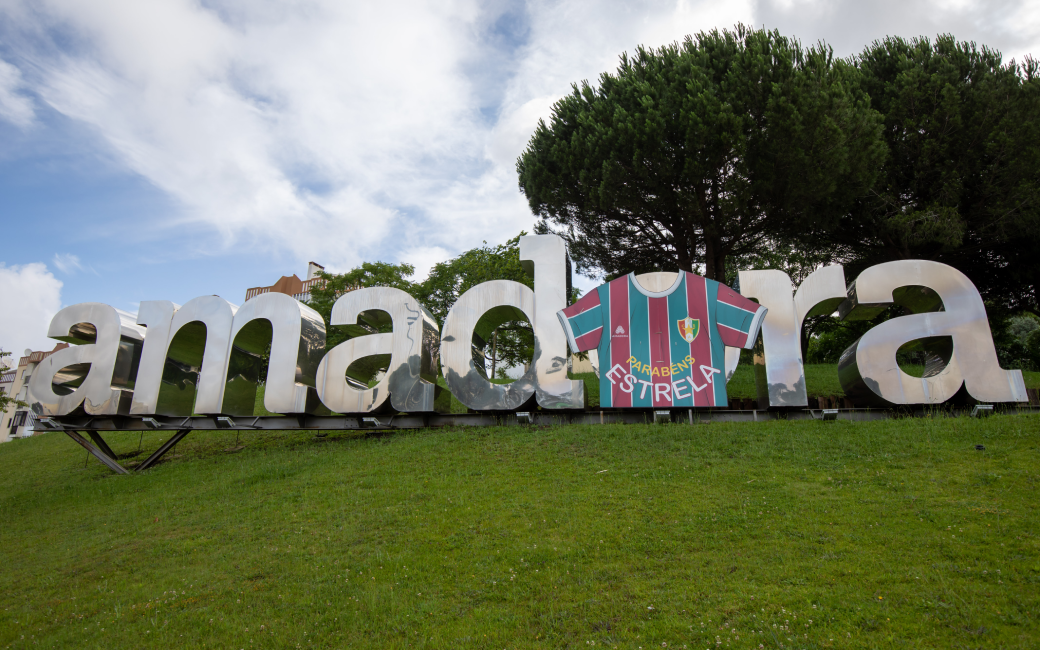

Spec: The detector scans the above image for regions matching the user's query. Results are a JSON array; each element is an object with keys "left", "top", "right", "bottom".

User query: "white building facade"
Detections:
[{"left": 0, "top": 344, "right": 67, "bottom": 442}]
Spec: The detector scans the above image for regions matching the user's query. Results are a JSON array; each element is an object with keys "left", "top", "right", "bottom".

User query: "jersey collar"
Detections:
[{"left": 628, "top": 271, "right": 685, "bottom": 298}]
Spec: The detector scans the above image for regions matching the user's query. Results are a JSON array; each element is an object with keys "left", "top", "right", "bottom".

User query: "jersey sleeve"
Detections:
[
  {"left": 715, "top": 283, "right": 767, "bottom": 349},
  {"left": 556, "top": 289, "right": 605, "bottom": 353}
]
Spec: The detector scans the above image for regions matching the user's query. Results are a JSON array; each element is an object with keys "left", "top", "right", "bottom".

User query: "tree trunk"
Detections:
[
  {"left": 704, "top": 235, "right": 725, "bottom": 281},
  {"left": 676, "top": 249, "right": 693, "bottom": 273},
  {"left": 490, "top": 329, "right": 498, "bottom": 379},
  {"left": 704, "top": 235, "right": 716, "bottom": 280},
  {"left": 801, "top": 321, "right": 811, "bottom": 360},
  {"left": 676, "top": 230, "right": 695, "bottom": 273}
]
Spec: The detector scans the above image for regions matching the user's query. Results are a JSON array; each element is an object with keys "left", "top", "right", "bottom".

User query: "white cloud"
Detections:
[
  {"left": 52, "top": 253, "right": 92, "bottom": 275},
  {"left": 3, "top": 0, "right": 490, "bottom": 269},
  {"left": 0, "top": 262, "right": 63, "bottom": 358},
  {"left": 753, "top": 0, "right": 1040, "bottom": 62},
  {"left": 0, "top": 58, "right": 34, "bottom": 126},
  {"left": 418, "top": 0, "right": 757, "bottom": 250},
  {"left": 400, "top": 245, "right": 453, "bottom": 283},
  {"left": 0, "top": 0, "right": 761, "bottom": 272},
  {"left": 0, "top": 0, "right": 1036, "bottom": 278}
]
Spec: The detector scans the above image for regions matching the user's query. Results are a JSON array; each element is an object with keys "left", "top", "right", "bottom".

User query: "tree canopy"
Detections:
[
  {"left": 518, "top": 24, "right": 885, "bottom": 282},
  {"left": 306, "top": 235, "right": 537, "bottom": 378},
  {"left": 828, "top": 35, "right": 1040, "bottom": 314},
  {"left": 414, "top": 235, "right": 534, "bottom": 377}
]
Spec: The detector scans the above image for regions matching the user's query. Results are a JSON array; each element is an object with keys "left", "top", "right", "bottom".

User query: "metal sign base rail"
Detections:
[{"left": 37, "top": 405, "right": 1039, "bottom": 475}]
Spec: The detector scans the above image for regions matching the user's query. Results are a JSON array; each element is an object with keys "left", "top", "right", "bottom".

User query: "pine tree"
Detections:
[{"left": 518, "top": 24, "right": 884, "bottom": 281}]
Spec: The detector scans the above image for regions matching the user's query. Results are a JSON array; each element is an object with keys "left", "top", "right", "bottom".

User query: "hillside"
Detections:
[{"left": 1, "top": 414, "right": 1038, "bottom": 648}]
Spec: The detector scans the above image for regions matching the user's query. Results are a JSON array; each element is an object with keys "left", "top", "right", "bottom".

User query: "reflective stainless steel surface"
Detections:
[
  {"left": 128, "top": 300, "right": 179, "bottom": 415},
  {"left": 315, "top": 287, "right": 446, "bottom": 413},
  {"left": 441, "top": 280, "right": 538, "bottom": 411},
  {"left": 794, "top": 265, "right": 848, "bottom": 331},
  {"left": 29, "top": 303, "right": 145, "bottom": 415},
  {"left": 521, "top": 235, "right": 585, "bottom": 410},
  {"left": 224, "top": 292, "right": 328, "bottom": 415},
  {"left": 724, "top": 347, "right": 740, "bottom": 383},
  {"left": 739, "top": 270, "right": 798, "bottom": 408},
  {"left": 36, "top": 250, "right": 1027, "bottom": 420},
  {"left": 130, "top": 296, "right": 239, "bottom": 415},
  {"left": 441, "top": 235, "right": 585, "bottom": 411},
  {"left": 317, "top": 330, "right": 393, "bottom": 413},
  {"left": 737, "top": 266, "right": 847, "bottom": 407},
  {"left": 838, "top": 260, "right": 1027, "bottom": 406}
]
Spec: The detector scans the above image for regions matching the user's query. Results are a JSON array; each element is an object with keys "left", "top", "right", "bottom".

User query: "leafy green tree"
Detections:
[
  {"left": 993, "top": 312, "right": 1040, "bottom": 370},
  {"left": 1008, "top": 314, "right": 1040, "bottom": 343},
  {"left": 0, "top": 350, "right": 27, "bottom": 413},
  {"left": 519, "top": 24, "right": 884, "bottom": 282},
  {"left": 306, "top": 237, "right": 543, "bottom": 378},
  {"left": 414, "top": 235, "right": 534, "bottom": 377},
  {"left": 1027, "top": 328, "right": 1040, "bottom": 369},
  {"left": 832, "top": 35, "right": 1040, "bottom": 313}
]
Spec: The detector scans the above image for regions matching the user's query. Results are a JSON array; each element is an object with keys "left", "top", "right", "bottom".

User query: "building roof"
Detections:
[
  {"left": 18, "top": 342, "right": 69, "bottom": 368},
  {"left": 244, "top": 274, "right": 325, "bottom": 302}
]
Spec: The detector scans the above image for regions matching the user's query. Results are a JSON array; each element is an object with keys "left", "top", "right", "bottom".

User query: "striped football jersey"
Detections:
[{"left": 557, "top": 272, "right": 767, "bottom": 408}]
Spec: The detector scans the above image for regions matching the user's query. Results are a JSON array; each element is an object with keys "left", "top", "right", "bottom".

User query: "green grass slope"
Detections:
[
  {"left": 1, "top": 415, "right": 1038, "bottom": 648},
  {"left": 715, "top": 364, "right": 1040, "bottom": 401}
]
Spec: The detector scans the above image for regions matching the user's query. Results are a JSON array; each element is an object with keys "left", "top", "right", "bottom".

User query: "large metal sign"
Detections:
[{"left": 29, "top": 235, "right": 1027, "bottom": 418}]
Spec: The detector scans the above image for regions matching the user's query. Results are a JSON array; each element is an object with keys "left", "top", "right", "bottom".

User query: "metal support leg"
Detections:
[
  {"left": 135, "top": 429, "right": 191, "bottom": 471},
  {"left": 87, "top": 431, "right": 119, "bottom": 460},
  {"left": 63, "top": 430, "right": 129, "bottom": 475}
]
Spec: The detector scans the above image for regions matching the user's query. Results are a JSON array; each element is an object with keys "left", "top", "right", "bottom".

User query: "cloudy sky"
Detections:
[{"left": 1, "top": 0, "right": 1037, "bottom": 357}]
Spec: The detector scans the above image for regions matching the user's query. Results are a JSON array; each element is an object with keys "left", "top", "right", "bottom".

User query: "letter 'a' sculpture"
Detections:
[
  {"left": 30, "top": 303, "right": 145, "bottom": 416},
  {"left": 837, "top": 260, "right": 1027, "bottom": 406},
  {"left": 315, "top": 287, "right": 447, "bottom": 413}
]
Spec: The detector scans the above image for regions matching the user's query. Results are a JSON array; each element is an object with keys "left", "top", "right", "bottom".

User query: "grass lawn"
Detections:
[
  {"left": 1, "top": 413, "right": 1038, "bottom": 648},
  {"left": 712, "top": 364, "right": 1040, "bottom": 402}
]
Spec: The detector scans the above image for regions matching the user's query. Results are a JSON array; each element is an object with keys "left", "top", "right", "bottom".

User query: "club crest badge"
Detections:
[{"left": 677, "top": 316, "right": 699, "bottom": 343}]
